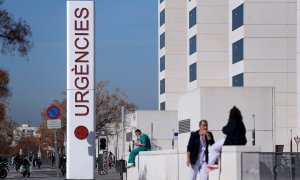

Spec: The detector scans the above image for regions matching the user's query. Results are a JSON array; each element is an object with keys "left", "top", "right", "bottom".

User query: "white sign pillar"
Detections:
[
  {"left": 298, "top": 0, "right": 300, "bottom": 136},
  {"left": 67, "top": 1, "right": 95, "bottom": 179}
]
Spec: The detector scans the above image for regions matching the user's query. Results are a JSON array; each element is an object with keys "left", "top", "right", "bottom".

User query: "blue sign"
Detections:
[{"left": 46, "top": 105, "right": 61, "bottom": 119}]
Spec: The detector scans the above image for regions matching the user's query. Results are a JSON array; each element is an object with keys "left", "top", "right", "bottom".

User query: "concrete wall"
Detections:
[
  {"left": 127, "top": 146, "right": 261, "bottom": 180},
  {"left": 178, "top": 87, "right": 274, "bottom": 152}
]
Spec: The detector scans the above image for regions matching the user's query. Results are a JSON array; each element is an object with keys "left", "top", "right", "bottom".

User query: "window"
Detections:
[
  {"left": 160, "top": 102, "right": 165, "bottom": 110},
  {"left": 189, "top": 7, "right": 196, "bottom": 28},
  {"left": 160, "top": 56, "right": 165, "bottom": 72},
  {"left": 232, "top": 73, "right": 243, "bottom": 86},
  {"left": 189, "top": 35, "right": 196, "bottom": 55},
  {"left": 232, "top": 38, "right": 243, "bottom": 64},
  {"left": 160, "top": 33, "right": 165, "bottom": 49},
  {"left": 160, "top": 9, "right": 165, "bottom": 26},
  {"left": 179, "top": 119, "right": 190, "bottom": 134},
  {"left": 160, "top": 0, "right": 164, "bottom": 4},
  {"left": 189, "top": 63, "right": 197, "bottom": 82},
  {"left": 160, "top": 79, "right": 165, "bottom": 94},
  {"left": 232, "top": 4, "right": 244, "bottom": 31}
]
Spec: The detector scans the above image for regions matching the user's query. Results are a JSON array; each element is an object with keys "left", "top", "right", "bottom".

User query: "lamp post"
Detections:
[
  {"left": 252, "top": 114, "right": 255, "bottom": 146},
  {"left": 290, "top": 129, "right": 293, "bottom": 152},
  {"left": 172, "top": 129, "right": 174, "bottom": 149}
]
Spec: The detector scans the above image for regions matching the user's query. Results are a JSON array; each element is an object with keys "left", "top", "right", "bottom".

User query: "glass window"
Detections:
[
  {"left": 232, "top": 38, "right": 243, "bottom": 64},
  {"left": 189, "top": 63, "right": 197, "bottom": 82},
  {"left": 189, "top": 7, "right": 196, "bottom": 28},
  {"left": 160, "top": 102, "right": 165, "bottom": 110},
  {"left": 160, "top": 79, "right": 165, "bottom": 94},
  {"left": 232, "top": 4, "right": 244, "bottom": 31},
  {"left": 160, "top": 56, "right": 165, "bottom": 72},
  {"left": 160, "top": 0, "right": 164, "bottom": 4},
  {"left": 232, "top": 73, "right": 243, "bottom": 86},
  {"left": 160, "top": 33, "right": 165, "bottom": 49},
  {"left": 189, "top": 35, "right": 196, "bottom": 55},
  {"left": 160, "top": 9, "right": 165, "bottom": 26}
]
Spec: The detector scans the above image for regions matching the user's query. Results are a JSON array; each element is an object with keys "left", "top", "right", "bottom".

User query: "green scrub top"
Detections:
[{"left": 140, "top": 134, "right": 151, "bottom": 150}]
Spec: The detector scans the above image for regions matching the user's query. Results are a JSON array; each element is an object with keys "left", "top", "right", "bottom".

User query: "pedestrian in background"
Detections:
[
  {"left": 187, "top": 120, "right": 215, "bottom": 180},
  {"left": 108, "top": 152, "right": 113, "bottom": 169}
]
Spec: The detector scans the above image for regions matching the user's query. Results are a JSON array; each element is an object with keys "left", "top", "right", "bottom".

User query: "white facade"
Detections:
[
  {"left": 178, "top": 87, "right": 274, "bottom": 152},
  {"left": 229, "top": 0, "right": 297, "bottom": 151},
  {"left": 297, "top": 0, "right": 300, "bottom": 136},
  {"left": 158, "top": 0, "right": 187, "bottom": 111},
  {"left": 159, "top": 0, "right": 299, "bottom": 151},
  {"left": 16, "top": 124, "right": 38, "bottom": 137},
  {"left": 187, "top": 0, "right": 229, "bottom": 91}
]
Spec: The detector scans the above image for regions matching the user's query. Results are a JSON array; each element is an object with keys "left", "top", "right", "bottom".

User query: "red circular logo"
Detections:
[{"left": 74, "top": 126, "right": 89, "bottom": 140}]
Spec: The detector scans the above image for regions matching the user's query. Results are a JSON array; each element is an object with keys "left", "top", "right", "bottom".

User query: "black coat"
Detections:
[
  {"left": 187, "top": 130, "right": 215, "bottom": 165},
  {"left": 222, "top": 119, "right": 247, "bottom": 145}
]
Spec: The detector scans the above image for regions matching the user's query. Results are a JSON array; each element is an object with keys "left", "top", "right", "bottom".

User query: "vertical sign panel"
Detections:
[{"left": 67, "top": 1, "right": 95, "bottom": 179}]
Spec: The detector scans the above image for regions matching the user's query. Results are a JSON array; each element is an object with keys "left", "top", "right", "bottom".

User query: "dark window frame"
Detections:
[
  {"left": 232, "top": 73, "right": 244, "bottom": 86},
  {"left": 232, "top": 4, "right": 244, "bottom": 31},
  {"left": 160, "top": 9, "right": 165, "bottom": 27},
  {"left": 160, "top": 33, "right": 165, "bottom": 49},
  {"left": 232, "top": 38, "right": 243, "bottom": 64},
  {"left": 160, "top": 102, "right": 165, "bottom": 110},
  {"left": 160, "top": 79, "right": 165, "bottom": 94},
  {"left": 189, "top": 35, "right": 197, "bottom": 55},
  {"left": 189, "top": 7, "right": 196, "bottom": 28},
  {"left": 189, "top": 62, "right": 197, "bottom": 82},
  {"left": 160, "top": 56, "right": 165, "bottom": 72}
]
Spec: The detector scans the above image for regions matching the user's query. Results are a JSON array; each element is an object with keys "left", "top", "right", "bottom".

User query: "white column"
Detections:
[
  {"left": 298, "top": 0, "right": 300, "bottom": 136},
  {"left": 67, "top": 1, "right": 95, "bottom": 179}
]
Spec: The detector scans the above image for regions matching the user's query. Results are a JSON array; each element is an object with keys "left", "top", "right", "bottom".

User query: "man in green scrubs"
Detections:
[{"left": 127, "top": 129, "right": 151, "bottom": 168}]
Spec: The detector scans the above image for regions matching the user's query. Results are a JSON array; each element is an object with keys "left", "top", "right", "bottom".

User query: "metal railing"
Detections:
[{"left": 241, "top": 152, "right": 300, "bottom": 180}]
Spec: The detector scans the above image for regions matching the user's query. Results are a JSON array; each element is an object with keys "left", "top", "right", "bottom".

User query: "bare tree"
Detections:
[
  {"left": 0, "top": 117, "right": 17, "bottom": 154},
  {"left": 95, "top": 81, "right": 137, "bottom": 135},
  {"left": 0, "top": 1, "right": 33, "bottom": 57},
  {"left": 0, "top": 1, "right": 33, "bottom": 154}
]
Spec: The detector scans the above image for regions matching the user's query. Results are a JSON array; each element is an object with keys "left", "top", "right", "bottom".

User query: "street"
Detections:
[{"left": 5, "top": 166, "right": 120, "bottom": 180}]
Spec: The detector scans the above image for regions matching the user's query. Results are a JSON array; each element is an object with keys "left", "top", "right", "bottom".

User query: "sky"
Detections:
[{"left": 0, "top": 0, "right": 158, "bottom": 126}]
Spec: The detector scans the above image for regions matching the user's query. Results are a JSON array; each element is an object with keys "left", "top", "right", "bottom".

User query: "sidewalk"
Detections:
[{"left": 95, "top": 168, "right": 120, "bottom": 180}]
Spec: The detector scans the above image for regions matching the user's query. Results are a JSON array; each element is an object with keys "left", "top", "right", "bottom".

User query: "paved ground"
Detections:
[{"left": 5, "top": 166, "right": 121, "bottom": 180}]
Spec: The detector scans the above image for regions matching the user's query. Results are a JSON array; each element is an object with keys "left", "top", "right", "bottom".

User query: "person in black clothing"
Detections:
[
  {"left": 207, "top": 106, "right": 247, "bottom": 171},
  {"left": 187, "top": 120, "right": 215, "bottom": 180}
]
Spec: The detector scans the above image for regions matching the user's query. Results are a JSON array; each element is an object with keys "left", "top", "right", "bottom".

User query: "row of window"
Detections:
[
  {"left": 160, "top": 63, "right": 196, "bottom": 92},
  {"left": 160, "top": 62, "right": 196, "bottom": 94},
  {"left": 159, "top": 4, "right": 244, "bottom": 97},
  {"left": 160, "top": 69, "right": 242, "bottom": 96},
  {"left": 160, "top": 70, "right": 242, "bottom": 95},
  {"left": 232, "top": 4, "right": 244, "bottom": 86},
  {"left": 232, "top": 4, "right": 244, "bottom": 64}
]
